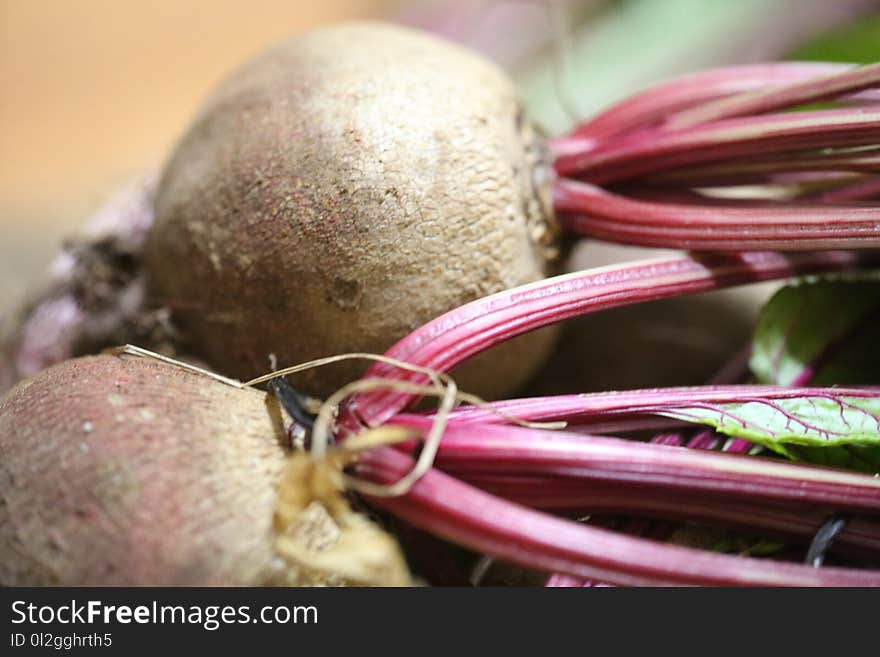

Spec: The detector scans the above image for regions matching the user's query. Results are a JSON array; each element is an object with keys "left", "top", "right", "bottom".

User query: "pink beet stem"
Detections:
[
  {"left": 459, "top": 473, "right": 880, "bottom": 559},
  {"left": 555, "top": 109, "right": 880, "bottom": 182},
  {"left": 390, "top": 414, "right": 880, "bottom": 512},
  {"left": 635, "top": 151, "right": 880, "bottom": 188},
  {"left": 355, "top": 447, "right": 880, "bottom": 586},
  {"left": 343, "top": 250, "right": 880, "bottom": 429},
  {"left": 666, "top": 62, "right": 880, "bottom": 128},
  {"left": 566, "top": 62, "right": 859, "bottom": 142},
  {"left": 554, "top": 178, "right": 880, "bottom": 251},
  {"left": 441, "top": 383, "right": 880, "bottom": 428},
  {"left": 810, "top": 175, "right": 880, "bottom": 203}
]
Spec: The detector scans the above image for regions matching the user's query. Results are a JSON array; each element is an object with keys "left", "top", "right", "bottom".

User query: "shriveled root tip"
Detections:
[
  {"left": 0, "top": 173, "right": 183, "bottom": 395},
  {"left": 272, "top": 451, "right": 413, "bottom": 587}
]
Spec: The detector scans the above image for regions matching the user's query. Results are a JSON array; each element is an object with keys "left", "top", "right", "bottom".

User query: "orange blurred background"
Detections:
[{"left": 0, "top": 0, "right": 392, "bottom": 299}]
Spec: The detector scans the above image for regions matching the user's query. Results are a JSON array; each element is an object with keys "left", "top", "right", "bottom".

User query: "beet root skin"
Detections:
[
  {"left": 0, "top": 354, "right": 413, "bottom": 586},
  {"left": 148, "top": 21, "right": 560, "bottom": 397}
]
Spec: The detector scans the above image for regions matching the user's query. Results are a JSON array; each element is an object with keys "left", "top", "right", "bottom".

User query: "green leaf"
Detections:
[
  {"left": 668, "top": 525, "right": 785, "bottom": 556},
  {"left": 516, "top": 0, "right": 794, "bottom": 133},
  {"left": 658, "top": 394, "right": 880, "bottom": 473},
  {"left": 787, "top": 13, "right": 880, "bottom": 64},
  {"left": 785, "top": 444, "right": 880, "bottom": 473},
  {"left": 749, "top": 278, "right": 880, "bottom": 387}
]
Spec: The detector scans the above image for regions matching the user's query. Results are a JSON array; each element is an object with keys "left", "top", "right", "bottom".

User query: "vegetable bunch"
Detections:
[{"left": 2, "top": 23, "right": 879, "bottom": 587}]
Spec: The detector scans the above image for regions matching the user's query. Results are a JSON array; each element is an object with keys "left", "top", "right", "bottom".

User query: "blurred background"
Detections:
[{"left": 2, "top": 0, "right": 880, "bottom": 307}]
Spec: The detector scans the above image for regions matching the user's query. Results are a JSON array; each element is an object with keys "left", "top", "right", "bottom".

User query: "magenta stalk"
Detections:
[
  {"left": 554, "top": 179, "right": 880, "bottom": 251},
  {"left": 460, "top": 473, "right": 880, "bottom": 559},
  {"left": 355, "top": 447, "right": 880, "bottom": 587},
  {"left": 344, "top": 250, "right": 880, "bottom": 428},
  {"left": 390, "top": 415, "right": 880, "bottom": 513}
]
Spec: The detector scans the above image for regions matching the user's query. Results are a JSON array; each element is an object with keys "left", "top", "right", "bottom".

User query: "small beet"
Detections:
[{"left": 0, "top": 354, "right": 409, "bottom": 586}]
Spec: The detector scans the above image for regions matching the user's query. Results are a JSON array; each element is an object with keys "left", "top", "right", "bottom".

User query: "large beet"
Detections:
[{"left": 147, "top": 21, "right": 560, "bottom": 397}]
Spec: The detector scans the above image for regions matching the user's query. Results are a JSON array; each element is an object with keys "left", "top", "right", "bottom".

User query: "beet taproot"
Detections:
[
  {"left": 0, "top": 353, "right": 409, "bottom": 586},
  {"left": 146, "top": 21, "right": 560, "bottom": 397}
]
